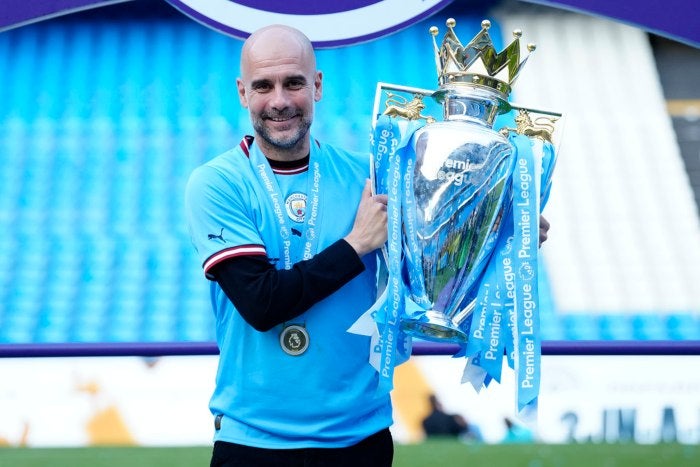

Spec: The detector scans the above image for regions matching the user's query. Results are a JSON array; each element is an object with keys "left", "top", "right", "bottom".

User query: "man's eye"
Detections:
[
  {"left": 287, "top": 81, "right": 305, "bottom": 90},
  {"left": 253, "top": 83, "right": 272, "bottom": 92}
]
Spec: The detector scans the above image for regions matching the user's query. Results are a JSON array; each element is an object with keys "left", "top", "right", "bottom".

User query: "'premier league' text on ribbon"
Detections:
[
  {"left": 382, "top": 146, "right": 402, "bottom": 380},
  {"left": 516, "top": 157, "right": 534, "bottom": 261},
  {"left": 303, "top": 161, "right": 322, "bottom": 260},
  {"left": 257, "top": 162, "right": 292, "bottom": 269},
  {"left": 511, "top": 135, "right": 541, "bottom": 409}
]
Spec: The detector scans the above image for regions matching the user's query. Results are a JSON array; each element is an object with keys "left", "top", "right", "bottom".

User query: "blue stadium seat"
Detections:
[
  {"left": 598, "top": 314, "right": 635, "bottom": 341},
  {"left": 632, "top": 314, "right": 670, "bottom": 340},
  {"left": 666, "top": 313, "right": 700, "bottom": 340},
  {"left": 561, "top": 314, "right": 602, "bottom": 340}
]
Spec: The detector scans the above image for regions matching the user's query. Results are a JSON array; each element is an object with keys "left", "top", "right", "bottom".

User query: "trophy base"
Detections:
[{"left": 401, "top": 310, "right": 468, "bottom": 343}]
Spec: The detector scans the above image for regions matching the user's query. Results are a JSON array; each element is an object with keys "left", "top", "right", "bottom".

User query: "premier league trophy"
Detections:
[{"left": 356, "top": 17, "right": 562, "bottom": 413}]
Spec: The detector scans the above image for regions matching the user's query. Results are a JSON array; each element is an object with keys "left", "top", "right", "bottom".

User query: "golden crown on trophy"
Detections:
[{"left": 431, "top": 18, "right": 536, "bottom": 98}]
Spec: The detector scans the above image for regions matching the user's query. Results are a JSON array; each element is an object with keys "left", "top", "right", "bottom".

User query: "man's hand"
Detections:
[
  {"left": 539, "top": 215, "right": 550, "bottom": 247},
  {"left": 344, "top": 179, "right": 388, "bottom": 257}
]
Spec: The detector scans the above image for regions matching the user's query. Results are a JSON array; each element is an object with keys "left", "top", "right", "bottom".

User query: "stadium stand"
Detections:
[
  {"left": 0, "top": 2, "right": 698, "bottom": 344},
  {"left": 497, "top": 5, "right": 700, "bottom": 338}
]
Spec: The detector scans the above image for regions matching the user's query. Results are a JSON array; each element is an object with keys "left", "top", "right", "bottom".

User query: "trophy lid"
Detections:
[{"left": 431, "top": 18, "right": 536, "bottom": 101}]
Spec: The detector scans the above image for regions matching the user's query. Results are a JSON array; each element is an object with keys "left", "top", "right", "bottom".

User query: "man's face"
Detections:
[{"left": 237, "top": 30, "right": 322, "bottom": 155}]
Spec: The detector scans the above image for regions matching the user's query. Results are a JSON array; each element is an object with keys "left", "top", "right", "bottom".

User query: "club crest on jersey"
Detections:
[{"left": 285, "top": 192, "right": 306, "bottom": 223}]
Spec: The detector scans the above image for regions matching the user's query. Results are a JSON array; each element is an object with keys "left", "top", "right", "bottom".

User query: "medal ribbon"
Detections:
[{"left": 249, "top": 141, "right": 323, "bottom": 269}]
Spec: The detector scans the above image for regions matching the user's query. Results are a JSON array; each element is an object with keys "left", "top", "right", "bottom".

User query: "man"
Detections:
[
  {"left": 185, "top": 25, "right": 394, "bottom": 466},
  {"left": 185, "top": 23, "right": 550, "bottom": 467}
]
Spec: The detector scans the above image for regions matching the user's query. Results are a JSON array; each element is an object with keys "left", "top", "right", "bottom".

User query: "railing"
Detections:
[{"left": 1, "top": 340, "right": 699, "bottom": 358}]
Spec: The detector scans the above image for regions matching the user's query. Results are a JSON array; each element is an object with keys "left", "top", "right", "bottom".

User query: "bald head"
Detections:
[{"left": 240, "top": 25, "right": 317, "bottom": 80}]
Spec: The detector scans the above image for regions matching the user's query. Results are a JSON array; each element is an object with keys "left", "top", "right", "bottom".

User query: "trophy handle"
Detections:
[
  {"left": 501, "top": 104, "right": 565, "bottom": 151},
  {"left": 372, "top": 82, "right": 437, "bottom": 127}
]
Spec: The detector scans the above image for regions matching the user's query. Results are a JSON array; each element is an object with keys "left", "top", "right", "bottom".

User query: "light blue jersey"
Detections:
[{"left": 185, "top": 136, "right": 392, "bottom": 448}]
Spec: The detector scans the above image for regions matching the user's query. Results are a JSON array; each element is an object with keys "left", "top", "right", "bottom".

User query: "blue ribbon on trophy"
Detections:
[
  {"left": 348, "top": 115, "right": 420, "bottom": 395},
  {"left": 350, "top": 17, "right": 563, "bottom": 417},
  {"left": 461, "top": 131, "right": 558, "bottom": 418}
]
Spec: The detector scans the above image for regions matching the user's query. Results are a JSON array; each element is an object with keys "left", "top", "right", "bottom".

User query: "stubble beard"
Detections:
[{"left": 253, "top": 112, "right": 312, "bottom": 151}]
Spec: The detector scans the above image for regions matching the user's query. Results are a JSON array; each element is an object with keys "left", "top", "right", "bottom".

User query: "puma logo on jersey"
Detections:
[{"left": 208, "top": 228, "right": 225, "bottom": 242}]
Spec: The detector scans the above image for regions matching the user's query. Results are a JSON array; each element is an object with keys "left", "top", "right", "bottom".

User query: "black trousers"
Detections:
[{"left": 210, "top": 428, "right": 394, "bottom": 467}]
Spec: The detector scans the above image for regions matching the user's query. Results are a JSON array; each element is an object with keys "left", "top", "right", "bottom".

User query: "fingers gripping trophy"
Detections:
[{"left": 362, "top": 18, "right": 562, "bottom": 415}]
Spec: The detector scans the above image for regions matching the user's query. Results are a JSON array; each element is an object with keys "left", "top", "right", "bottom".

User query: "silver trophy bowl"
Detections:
[{"left": 399, "top": 87, "right": 514, "bottom": 342}]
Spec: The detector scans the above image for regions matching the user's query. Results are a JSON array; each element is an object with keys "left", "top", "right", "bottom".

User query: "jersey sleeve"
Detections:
[{"left": 185, "top": 163, "right": 267, "bottom": 279}]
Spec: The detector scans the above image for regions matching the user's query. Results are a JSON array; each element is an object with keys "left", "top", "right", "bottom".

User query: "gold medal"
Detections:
[{"left": 280, "top": 324, "right": 309, "bottom": 356}]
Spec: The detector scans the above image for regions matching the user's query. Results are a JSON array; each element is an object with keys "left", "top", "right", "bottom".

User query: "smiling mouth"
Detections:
[
  {"left": 264, "top": 110, "right": 299, "bottom": 121},
  {"left": 265, "top": 114, "right": 301, "bottom": 130}
]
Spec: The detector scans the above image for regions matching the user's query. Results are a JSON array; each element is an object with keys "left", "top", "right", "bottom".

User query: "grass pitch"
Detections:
[{"left": 0, "top": 440, "right": 698, "bottom": 466}]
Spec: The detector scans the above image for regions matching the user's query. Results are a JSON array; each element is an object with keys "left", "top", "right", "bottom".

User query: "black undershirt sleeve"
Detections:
[{"left": 209, "top": 239, "right": 366, "bottom": 332}]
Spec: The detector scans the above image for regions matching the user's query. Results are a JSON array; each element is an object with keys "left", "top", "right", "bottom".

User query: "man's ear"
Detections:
[
  {"left": 236, "top": 78, "right": 248, "bottom": 108},
  {"left": 314, "top": 71, "right": 323, "bottom": 102}
]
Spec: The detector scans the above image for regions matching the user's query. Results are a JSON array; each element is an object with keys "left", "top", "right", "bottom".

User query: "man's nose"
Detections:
[{"left": 269, "top": 86, "right": 290, "bottom": 109}]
